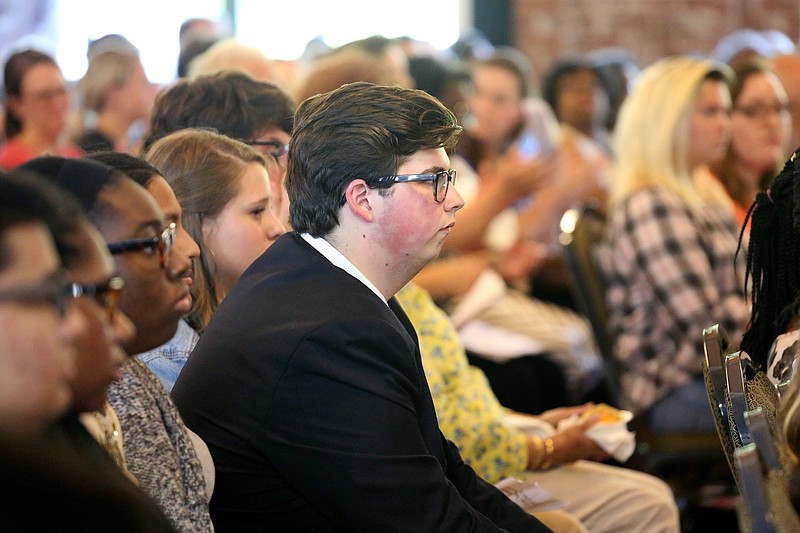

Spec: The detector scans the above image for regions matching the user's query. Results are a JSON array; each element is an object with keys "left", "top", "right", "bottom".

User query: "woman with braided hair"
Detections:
[{"left": 740, "top": 148, "right": 800, "bottom": 385}]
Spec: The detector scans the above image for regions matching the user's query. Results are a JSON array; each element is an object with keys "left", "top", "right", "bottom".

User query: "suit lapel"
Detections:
[{"left": 387, "top": 297, "right": 418, "bottom": 345}]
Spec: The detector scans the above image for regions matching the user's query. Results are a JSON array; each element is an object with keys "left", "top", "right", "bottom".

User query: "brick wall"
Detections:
[{"left": 513, "top": 0, "right": 800, "bottom": 83}]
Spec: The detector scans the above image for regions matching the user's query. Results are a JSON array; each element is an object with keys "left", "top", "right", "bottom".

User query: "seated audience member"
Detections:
[
  {"left": 187, "top": 38, "right": 277, "bottom": 82},
  {"left": 18, "top": 155, "right": 212, "bottom": 532},
  {"left": 0, "top": 49, "right": 83, "bottom": 169},
  {"left": 541, "top": 55, "right": 614, "bottom": 156},
  {"left": 770, "top": 54, "right": 800, "bottom": 157},
  {"left": 172, "top": 82, "right": 550, "bottom": 531},
  {"left": 13, "top": 158, "right": 137, "bottom": 468},
  {"left": 293, "top": 47, "right": 403, "bottom": 104},
  {"left": 739, "top": 149, "right": 800, "bottom": 385},
  {"left": 397, "top": 282, "right": 680, "bottom": 532},
  {"left": 418, "top": 51, "right": 606, "bottom": 409},
  {"left": 143, "top": 71, "right": 295, "bottom": 226},
  {"left": 598, "top": 56, "right": 748, "bottom": 433},
  {"left": 86, "top": 33, "right": 140, "bottom": 61},
  {"left": 73, "top": 50, "right": 156, "bottom": 154},
  {"left": 335, "top": 35, "right": 414, "bottom": 88},
  {"left": 0, "top": 172, "right": 84, "bottom": 439},
  {"left": 0, "top": 170, "right": 175, "bottom": 531},
  {"left": 86, "top": 151, "right": 204, "bottom": 392},
  {"left": 141, "top": 129, "right": 284, "bottom": 389},
  {"left": 177, "top": 17, "right": 226, "bottom": 78},
  {"left": 21, "top": 160, "right": 137, "bottom": 471},
  {"left": 584, "top": 47, "right": 641, "bottom": 132},
  {"left": 712, "top": 58, "right": 789, "bottom": 227}
]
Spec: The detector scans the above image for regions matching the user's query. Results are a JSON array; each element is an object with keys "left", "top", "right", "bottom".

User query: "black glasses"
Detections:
[
  {"left": 374, "top": 169, "right": 457, "bottom": 203},
  {"left": 246, "top": 140, "right": 289, "bottom": 161},
  {"left": 107, "top": 222, "right": 176, "bottom": 268},
  {"left": 68, "top": 276, "right": 125, "bottom": 320},
  {"left": 0, "top": 270, "right": 69, "bottom": 316}
]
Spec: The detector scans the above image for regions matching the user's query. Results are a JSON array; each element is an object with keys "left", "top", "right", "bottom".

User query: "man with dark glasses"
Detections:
[
  {"left": 0, "top": 173, "right": 84, "bottom": 440},
  {"left": 19, "top": 155, "right": 209, "bottom": 532},
  {"left": 0, "top": 170, "right": 175, "bottom": 533},
  {"left": 173, "top": 82, "right": 549, "bottom": 531}
]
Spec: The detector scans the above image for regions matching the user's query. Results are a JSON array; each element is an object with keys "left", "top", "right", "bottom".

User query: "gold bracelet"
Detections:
[
  {"left": 529, "top": 436, "right": 544, "bottom": 469},
  {"left": 541, "top": 438, "right": 555, "bottom": 469}
]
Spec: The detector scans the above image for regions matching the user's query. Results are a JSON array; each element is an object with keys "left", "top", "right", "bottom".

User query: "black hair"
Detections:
[
  {"left": 541, "top": 55, "right": 613, "bottom": 120},
  {"left": 17, "top": 156, "right": 125, "bottom": 235},
  {"left": 85, "top": 151, "right": 162, "bottom": 189},
  {"left": 0, "top": 170, "right": 84, "bottom": 271},
  {"left": 739, "top": 150, "right": 800, "bottom": 370}
]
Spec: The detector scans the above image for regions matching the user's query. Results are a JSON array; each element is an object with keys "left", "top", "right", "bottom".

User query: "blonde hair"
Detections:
[
  {"left": 76, "top": 51, "right": 142, "bottom": 113},
  {"left": 293, "top": 48, "right": 402, "bottom": 103},
  {"left": 187, "top": 38, "right": 276, "bottom": 82},
  {"left": 144, "top": 128, "right": 267, "bottom": 332},
  {"left": 610, "top": 55, "right": 732, "bottom": 206}
]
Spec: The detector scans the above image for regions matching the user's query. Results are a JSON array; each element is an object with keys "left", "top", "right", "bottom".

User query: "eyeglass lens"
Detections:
[
  {"left": 0, "top": 271, "right": 69, "bottom": 316},
  {"left": 158, "top": 223, "right": 176, "bottom": 268},
  {"left": 435, "top": 170, "right": 456, "bottom": 202},
  {"left": 69, "top": 277, "right": 125, "bottom": 320}
]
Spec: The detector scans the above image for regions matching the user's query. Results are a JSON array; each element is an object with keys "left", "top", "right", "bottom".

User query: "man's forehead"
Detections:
[
  {"left": 0, "top": 224, "right": 59, "bottom": 287},
  {"left": 146, "top": 176, "right": 182, "bottom": 223},
  {"left": 101, "top": 181, "right": 165, "bottom": 237}
]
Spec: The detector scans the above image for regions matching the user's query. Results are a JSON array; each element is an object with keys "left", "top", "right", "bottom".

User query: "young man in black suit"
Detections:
[{"left": 172, "top": 82, "right": 551, "bottom": 532}]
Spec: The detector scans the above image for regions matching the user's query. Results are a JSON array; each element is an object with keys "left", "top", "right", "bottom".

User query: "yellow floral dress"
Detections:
[{"left": 396, "top": 283, "right": 528, "bottom": 483}]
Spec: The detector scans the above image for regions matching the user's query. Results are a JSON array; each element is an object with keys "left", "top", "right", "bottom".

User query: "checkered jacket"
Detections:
[{"left": 598, "top": 187, "right": 748, "bottom": 413}]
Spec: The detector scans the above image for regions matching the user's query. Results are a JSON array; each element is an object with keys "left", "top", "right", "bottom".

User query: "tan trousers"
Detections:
[{"left": 532, "top": 460, "right": 681, "bottom": 533}]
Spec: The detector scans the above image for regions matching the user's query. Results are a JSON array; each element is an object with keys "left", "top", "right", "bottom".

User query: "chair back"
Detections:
[
  {"left": 723, "top": 351, "right": 796, "bottom": 494},
  {"left": 559, "top": 202, "right": 620, "bottom": 406},
  {"left": 734, "top": 408, "right": 800, "bottom": 533},
  {"left": 703, "top": 324, "right": 737, "bottom": 480},
  {"left": 726, "top": 351, "right": 754, "bottom": 447},
  {"left": 735, "top": 444, "right": 777, "bottom": 533}
]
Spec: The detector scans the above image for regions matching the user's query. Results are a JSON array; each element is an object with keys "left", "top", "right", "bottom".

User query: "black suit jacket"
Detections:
[{"left": 172, "top": 233, "right": 549, "bottom": 532}]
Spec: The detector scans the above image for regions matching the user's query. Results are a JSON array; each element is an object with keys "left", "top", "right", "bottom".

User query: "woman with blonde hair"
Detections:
[
  {"left": 600, "top": 56, "right": 749, "bottom": 433},
  {"left": 74, "top": 51, "right": 155, "bottom": 154},
  {"left": 142, "top": 128, "right": 285, "bottom": 390}
]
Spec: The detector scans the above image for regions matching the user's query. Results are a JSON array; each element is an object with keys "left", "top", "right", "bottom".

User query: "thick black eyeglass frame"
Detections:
[
  {"left": 107, "top": 222, "right": 176, "bottom": 268},
  {"left": 68, "top": 276, "right": 125, "bottom": 320},
  {"left": 246, "top": 140, "right": 289, "bottom": 161},
  {"left": 0, "top": 269, "right": 69, "bottom": 316},
  {"left": 374, "top": 169, "right": 457, "bottom": 203}
]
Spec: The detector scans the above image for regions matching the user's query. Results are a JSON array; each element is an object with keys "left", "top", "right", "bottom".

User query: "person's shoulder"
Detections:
[
  {"left": 622, "top": 186, "right": 688, "bottom": 214},
  {"left": 0, "top": 139, "right": 33, "bottom": 169}
]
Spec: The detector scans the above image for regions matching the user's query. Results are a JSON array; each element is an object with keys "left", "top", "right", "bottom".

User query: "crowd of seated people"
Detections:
[{"left": 2, "top": 18, "right": 800, "bottom": 532}]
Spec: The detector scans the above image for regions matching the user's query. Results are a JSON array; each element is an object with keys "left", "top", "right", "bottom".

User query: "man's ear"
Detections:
[{"left": 343, "top": 179, "right": 374, "bottom": 223}]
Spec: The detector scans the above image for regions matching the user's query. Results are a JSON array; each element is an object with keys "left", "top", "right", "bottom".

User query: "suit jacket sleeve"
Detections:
[
  {"left": 259, "top": 314, "right": 549, "bottom": 532},
  {"left": 442, "top": 436, "right": 552, "bottom": 532}
]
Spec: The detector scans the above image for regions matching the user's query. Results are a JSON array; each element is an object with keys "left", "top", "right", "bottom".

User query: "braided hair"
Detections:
[{"left": 739, "top": 149, "right": 800, "bottom": 370}]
